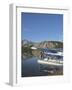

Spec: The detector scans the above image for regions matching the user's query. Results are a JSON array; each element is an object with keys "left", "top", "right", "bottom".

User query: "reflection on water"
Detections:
[
  {"left": 22, "top": 57, "right": 40, "bottom": 77},
  {"left": 21, "top": 57, "right": 63, "bottom": 77},
  {"left": 22, "top": 57, "right": 48, "bottom": 77},
  {"left": 21, "top": 48, "right": 63, "bottom": 77}
]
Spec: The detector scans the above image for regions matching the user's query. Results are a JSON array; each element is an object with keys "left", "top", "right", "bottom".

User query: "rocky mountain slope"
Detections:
[{"left": 22, "top": 40, "right": 63, "bottom": 49}]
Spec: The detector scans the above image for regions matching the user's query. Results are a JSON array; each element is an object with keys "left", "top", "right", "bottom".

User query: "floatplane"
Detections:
[
  {"left": 38, "top": 51, "right": 63, "bottom": 67},
  {"left": 31, "top": 46, "right": 63, "bottom": 67}
]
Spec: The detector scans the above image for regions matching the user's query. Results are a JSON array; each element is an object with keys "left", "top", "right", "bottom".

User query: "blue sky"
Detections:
[{"left": 21, "top": 12, "right": 63, "bottom": 42}]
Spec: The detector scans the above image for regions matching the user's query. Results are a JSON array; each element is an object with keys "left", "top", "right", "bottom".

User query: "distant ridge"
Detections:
[{"left": 22, "top": 39, "right": 63, "bottom": 49}]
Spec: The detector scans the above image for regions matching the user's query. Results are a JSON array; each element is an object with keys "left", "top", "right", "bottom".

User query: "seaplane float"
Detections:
[{"left": 37, "top": 51, "right": 63, "bottom": 67}]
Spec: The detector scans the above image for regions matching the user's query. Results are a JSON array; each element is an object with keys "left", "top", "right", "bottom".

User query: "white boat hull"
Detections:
[{"left": 38, "top": 59, "right": 63, "bottom": 67}]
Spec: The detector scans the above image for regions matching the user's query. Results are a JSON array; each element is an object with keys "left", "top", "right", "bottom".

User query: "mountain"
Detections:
[
  {"left": 38, "top": 41, "right": 63, "bottom": 48},
  {"left": 22, "top": 40, "right": 63, "bottom": 59},
  {"left": 22, "top": 39, "right": 63, "bottom": 49},
  {"left": 22, "top": 39, "right": 34, "bottom": 47}
]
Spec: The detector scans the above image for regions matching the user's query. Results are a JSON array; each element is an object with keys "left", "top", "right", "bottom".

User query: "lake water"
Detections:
[
  {"left": 22, "top": 57, "right": 51, "bottom": 77},
  {"left": 22, "top": 48, "right": 63, "bottom": 77}
]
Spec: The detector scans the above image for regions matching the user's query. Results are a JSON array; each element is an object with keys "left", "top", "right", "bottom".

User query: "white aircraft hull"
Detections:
[{"left": 38, "top": 59, "right": 63, "bottom": 67}]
